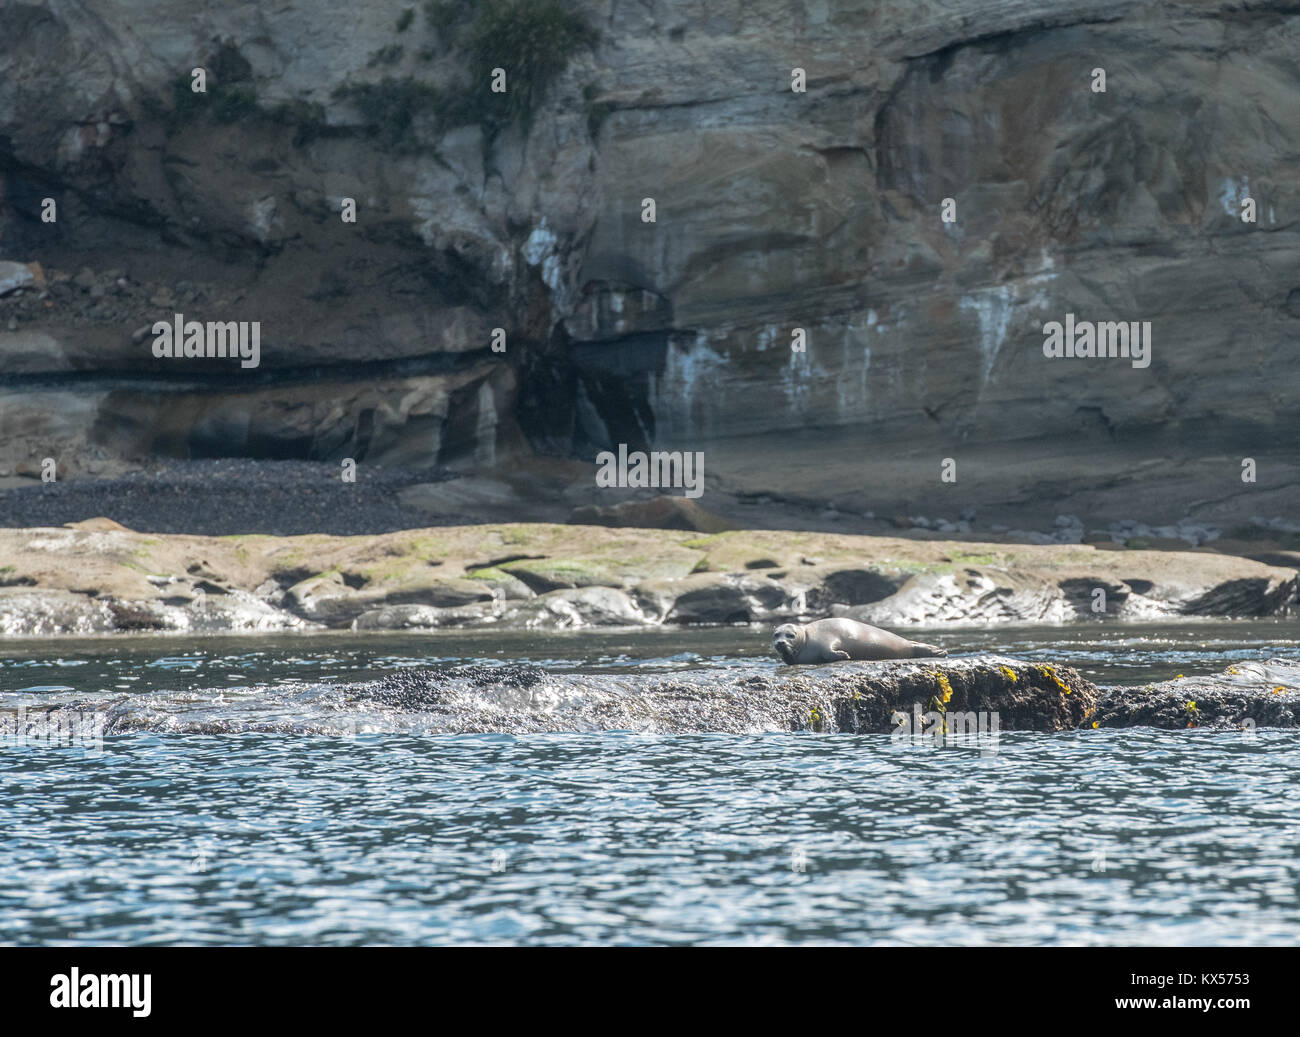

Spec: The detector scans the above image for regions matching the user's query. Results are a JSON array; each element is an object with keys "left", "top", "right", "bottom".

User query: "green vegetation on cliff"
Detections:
[{"left": 332, "top": 0, "right": 598, "bottom": 148}]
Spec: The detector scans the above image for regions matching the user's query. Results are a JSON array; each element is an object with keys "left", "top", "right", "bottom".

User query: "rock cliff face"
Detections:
[{"left": 2, "top": 1, "right": 1299, "bottom": 526}]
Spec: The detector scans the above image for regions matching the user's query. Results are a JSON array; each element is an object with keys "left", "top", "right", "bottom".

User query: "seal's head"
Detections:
[{"left": 772, "top": 623, "right": 805, "bottom": 664}]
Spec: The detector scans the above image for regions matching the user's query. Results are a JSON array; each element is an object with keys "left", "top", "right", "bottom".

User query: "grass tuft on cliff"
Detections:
[
  {"left": 465, "top": 0, "right": 599, "bottom": 130},
  {"left": 331, "top": 77, "right": 443, "bottom": 149}
]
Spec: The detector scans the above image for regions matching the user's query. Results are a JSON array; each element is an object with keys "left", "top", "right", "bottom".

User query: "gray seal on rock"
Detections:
[{"left": 772, "top": 618, "right": 946, "bottom": 664}]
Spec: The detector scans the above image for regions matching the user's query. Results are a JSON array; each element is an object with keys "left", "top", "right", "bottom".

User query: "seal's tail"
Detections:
[{"left": 910, "top": 642, "right": 947, "bottom": 658}]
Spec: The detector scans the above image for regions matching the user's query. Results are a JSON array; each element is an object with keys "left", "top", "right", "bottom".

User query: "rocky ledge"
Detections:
[
  {"left": 1094, "top": 659, "right": 1300, "bottom": 731},
  {"left": 356, "top": 656, "right": 1300, "bottom": 733},
  {"left": 351, "top": 655, "right": 1095, "bottom": 734},
  {"left": 1, "top": 519, "right": 1296, "bottom": 637},
  {"left": 85, "top": 655, "right": 1300, "bottom": 735}
]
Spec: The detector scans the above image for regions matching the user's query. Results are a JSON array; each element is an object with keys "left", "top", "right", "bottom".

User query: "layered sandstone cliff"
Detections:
[{"left": 2, "top": 0, "right": 1298, "bottom": 530}]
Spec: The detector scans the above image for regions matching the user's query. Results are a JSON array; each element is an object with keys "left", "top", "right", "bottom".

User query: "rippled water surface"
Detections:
[{"left": 3, "top": 623, "right": 1299, "bottom": 944}]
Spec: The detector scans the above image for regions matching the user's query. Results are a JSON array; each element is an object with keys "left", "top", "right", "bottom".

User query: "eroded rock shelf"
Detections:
[{"left": 1, "top": 520, "right": 1294, "bottom": 636}]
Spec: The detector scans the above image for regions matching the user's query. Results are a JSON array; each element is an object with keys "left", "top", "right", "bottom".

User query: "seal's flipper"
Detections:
[{"left": 910, "top": 642, "right": 947, "bottom": 658}]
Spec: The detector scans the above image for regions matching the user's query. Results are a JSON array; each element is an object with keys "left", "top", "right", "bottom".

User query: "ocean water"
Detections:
[{"left": 2, "top": 623, "right": 1299, "bottom": 945}]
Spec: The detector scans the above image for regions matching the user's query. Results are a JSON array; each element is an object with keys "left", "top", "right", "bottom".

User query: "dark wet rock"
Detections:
[
  {"left": 654, "top": 572, "right": 796, "bottom": 623},
  {"left": 568, "top": 496, "right": 734, "bottom": 533},
  {"left": 1182, "top": 579, "right": 1297, "bottom": 617},
  {"left": 74, "top": 654, "right": 1300, "bottom": 737},
  {"left": 662, "top": 578, "right": 753, "bottom": 624},
  {"left": 1093, "top": 659, "right": 1300, "bottom": 730},
  {"left": 633, "top": 572, "right": 792, "bottom": 624},
  {"left": 813, "top": 568, "right": 906, "bottom": 607},
  {"left": 341, "top": 655, "right": 1095, "bottom": 735},
  {"left": 363, "top": 663, "right": 549, "bottom": 709},
  {"left": 104, "top": 598, "right": 169, "bottom": 631}
]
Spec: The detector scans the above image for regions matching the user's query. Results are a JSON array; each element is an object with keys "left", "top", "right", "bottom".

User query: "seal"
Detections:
[{"left": 772, "top": 618, "right": 946, "bottom": 664}]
